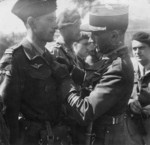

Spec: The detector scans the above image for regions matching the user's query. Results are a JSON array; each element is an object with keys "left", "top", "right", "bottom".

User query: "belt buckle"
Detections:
[
  {"left": 47, "top": 135, "right": 54, "bottom": 141},
  {"left": 112, "top": 117, "right": 115, "bottom": 124},
  {"left": 112, "top": 117, "right": 119, "bottom": 124}
]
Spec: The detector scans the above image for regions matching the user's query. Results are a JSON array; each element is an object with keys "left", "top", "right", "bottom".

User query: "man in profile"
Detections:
[
  {"left": 64, "top": 4, "right": 134, "bottom": 145},
  {"left": 0, "top": 0, "right": 74, "bottom": 145}
]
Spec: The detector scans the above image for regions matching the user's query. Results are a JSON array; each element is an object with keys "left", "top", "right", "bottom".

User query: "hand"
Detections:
[
  {"left": 56, "top": 57, "right": 73, "bottom": 72},
  {"left": 142, "top": 105, "right": 150, "bottom": 116},
  {"left": 129, "top": 99, "right": 142, "bottom": 114},
  {"left": 51, "top": 61, "right": 70, "bottom": 80}
]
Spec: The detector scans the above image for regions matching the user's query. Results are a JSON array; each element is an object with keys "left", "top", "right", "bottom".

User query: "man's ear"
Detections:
[
  {"left": 110, "top": 30, "right": 119, "bottom": 45},
  {"left": 26, "top": 16, "right": 35, "bottom": 30}
]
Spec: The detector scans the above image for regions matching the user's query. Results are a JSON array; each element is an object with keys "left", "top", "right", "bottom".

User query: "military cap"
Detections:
[
  {"left": 132, "top": 32, "right": 150, "bottom": 47},
  {"left": 80, "top": 4, "right": 129, "bottom": 32},
  {"left": 11, "top": 0, "right": 56, "bottom": 22},
  {"left": 57, "top": 9, "right": 81, "bottom": 29}
]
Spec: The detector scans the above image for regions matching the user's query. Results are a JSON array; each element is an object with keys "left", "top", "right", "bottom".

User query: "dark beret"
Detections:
[
  {"left": 57, "top": 9, "right": 81, "bottom": 29},
  {"left": 80, "top": 4, "right": 128, "bottom": 32},
  {"left": 11, "top": 0, "right": 56, "bottom": 22},
  {"left": 132, "top": 32, "right": 150, "bottom": 46}
]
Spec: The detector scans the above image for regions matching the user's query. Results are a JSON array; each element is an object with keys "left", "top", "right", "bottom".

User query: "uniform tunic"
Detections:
[
  {"left": 0, "top": 39, "right": 73, "bottom": 145},
  {"left": 66, "top": 47, "right": 134, "bottom": 145}
]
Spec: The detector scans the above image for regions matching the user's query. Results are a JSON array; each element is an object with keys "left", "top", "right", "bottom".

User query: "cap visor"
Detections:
[{"left": 80, "top": 24, "right": 106, "bottom": 32}]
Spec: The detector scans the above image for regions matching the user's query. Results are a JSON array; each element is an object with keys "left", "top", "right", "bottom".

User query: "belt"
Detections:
[{"left": 98, "top": 113, "right": 126, "bottom": 125}]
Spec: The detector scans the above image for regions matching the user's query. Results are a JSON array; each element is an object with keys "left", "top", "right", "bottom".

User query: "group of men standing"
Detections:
[{"left": 0, "top": 0, "right": 150, "bottom": 145}]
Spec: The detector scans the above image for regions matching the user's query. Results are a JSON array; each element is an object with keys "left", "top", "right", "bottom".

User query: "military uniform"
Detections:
[
  {"left": 66, "top": 46, "right": 134, "bottom": 145},
  {"left": 0, "top": 0, "right": 76, "bottom": 144},
  {"left": 63, "top": 4, "right": 135, "bottom": 145},
  {"left": 50, "top": 36, "right": 79, "bottom": 68},
  {"left": 49, "top": 9, "right": 87, "bottom": 145},
  {"left": 0, "top": 39, "right": 74, "bottom": 145}
]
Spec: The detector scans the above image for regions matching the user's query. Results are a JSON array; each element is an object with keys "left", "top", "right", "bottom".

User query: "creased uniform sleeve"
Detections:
[
  {"left": 0, "top": 53, "right": 21, "bottom": 144},
  {"left": 67, "top": 61, "right": 123, "bottom": 124}
]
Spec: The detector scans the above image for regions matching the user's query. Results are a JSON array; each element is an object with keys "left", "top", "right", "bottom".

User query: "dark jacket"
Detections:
[
  {"left": 0, "top": 39, "right": 74, "bottom": 145},
  {"left": 138, "top": 71, "right": 150, "bottom": 106},
  {"left": 66, "top": 47, "right": 134, "bottom": 145}
]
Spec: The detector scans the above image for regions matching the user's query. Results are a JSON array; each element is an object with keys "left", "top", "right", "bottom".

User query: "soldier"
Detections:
[
  {"left": 51, "top": 8, "right": 81, "bottom": 67},
  {"left": 127, "top": 32, "right": 150, "bottom": 145},
  {"left": 50, "top": 8, "right": 85, "bottom": 86},
  {"left": 63, "top": 4, "right": 134, "bottom": 145},
  {"left": 0, "top": 0, "right": 74, "bottom": 145},
  {"left": 50, "top": 9, "right": 87, "bottom": 145}
]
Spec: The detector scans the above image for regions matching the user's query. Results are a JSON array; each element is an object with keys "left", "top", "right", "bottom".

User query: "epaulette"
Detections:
[
  {"left": 0, "top": 43, "right": 22, "bottom": 64},
  {"left": 4, "top": 43, "right": 21, "bottom": 54}
]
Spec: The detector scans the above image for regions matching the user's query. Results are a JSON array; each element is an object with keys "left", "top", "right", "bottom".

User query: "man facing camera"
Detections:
[{"left": 128, "top": 32, "right": 150, "bottom": 145}]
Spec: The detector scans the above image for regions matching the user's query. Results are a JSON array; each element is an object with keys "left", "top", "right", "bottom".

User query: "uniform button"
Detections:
[
  {"left": 45, "top": 86, "right": 48, "bottom": 92},
  {"left": 106, "top": 130, "right": 109, "bottom": 133},
  {"left": 25, "top": 126, "right": 28, "bottom": 130},
  {"left": 131, "top": 114, "right": 134, "bottom": 117}
]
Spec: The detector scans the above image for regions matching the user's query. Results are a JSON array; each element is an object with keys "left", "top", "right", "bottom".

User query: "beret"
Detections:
[
  {"left": 57, "top": 9, "right": 81, "bottom": 29},
  {"left": 11, "top": 0, "right": 56, "bottom": 22},
  {"left": 132, "top": 32, "right": 150, "bottom": 47},
  {"left": 80, "top": 4, "right": 129, "bottom": 32}
]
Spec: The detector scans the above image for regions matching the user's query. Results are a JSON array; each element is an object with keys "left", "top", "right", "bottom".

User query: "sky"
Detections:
[{"left": 0, "top": 0, "right": 150, "bottom": 35}]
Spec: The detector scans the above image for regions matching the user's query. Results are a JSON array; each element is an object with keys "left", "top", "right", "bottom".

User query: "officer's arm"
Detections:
[
  {"left": 138, "top": 74, "right": 150, "bottom": 106},
  {"left": 66, "top": 64, "right": 124, "bottom": 123},
  {"left": 0, "top": 54, "right": 21, "bottom": 144}
]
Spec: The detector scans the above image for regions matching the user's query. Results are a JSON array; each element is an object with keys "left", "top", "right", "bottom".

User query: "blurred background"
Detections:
[{"left": 0, "top": 0, "right": 150, "bottom": 58}]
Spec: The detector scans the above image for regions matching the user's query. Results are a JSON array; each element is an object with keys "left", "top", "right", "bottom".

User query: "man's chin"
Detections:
[{"left": 136, "top": 57, "right": 142, "bottom": 62}]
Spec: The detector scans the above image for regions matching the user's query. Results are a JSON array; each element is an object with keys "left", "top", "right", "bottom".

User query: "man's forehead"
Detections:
[
  {"left": 36, "top": 11, "right": 56, "bottom": 19},
  {"left": 132, "top": 40, "right": 145, "bottom": 47},
  {"left": 132, "top": 40, "right": 150, "bottom": 51},
  {"left": 92, "top": 30, "right": 108, "bottom": 36}
]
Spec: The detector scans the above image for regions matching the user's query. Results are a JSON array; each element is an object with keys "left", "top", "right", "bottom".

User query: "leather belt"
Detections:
[{"left": 99, "top": 113, "right": 126, "bottom": 125}]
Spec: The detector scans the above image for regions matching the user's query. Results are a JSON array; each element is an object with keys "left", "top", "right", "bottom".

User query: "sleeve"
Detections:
[
  {"left": 66, "top": 62, "right": 123, "bottom": 124},
  {"left": 50, "top": 60, "right": 76, "bottom": 99},
  {"left": 0, "top": 53, "right": 21, "bottom": 144},
  {"left": 138, "top": 74, "right": 150, "bottom": 106}
]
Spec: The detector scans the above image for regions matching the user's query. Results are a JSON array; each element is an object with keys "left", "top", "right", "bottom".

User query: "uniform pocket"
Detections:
[{"left": 23, "top": 64, "right": 51, "bottom": 80}]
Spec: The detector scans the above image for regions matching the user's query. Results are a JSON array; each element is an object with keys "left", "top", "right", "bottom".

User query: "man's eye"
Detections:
[
  {"left": 93, "top": 32, "right": 99, "bottom": 36},
  {"left": 132, "top": 47, "right": 137, "bottom": 51}
]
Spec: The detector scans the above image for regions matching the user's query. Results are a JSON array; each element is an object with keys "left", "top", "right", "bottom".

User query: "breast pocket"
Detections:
[
  {"left": 25, "top": 64, "right": 52, "bottom": 80},
  {"left": 22, "top": 65, "right": 54, "bottom": 96}
]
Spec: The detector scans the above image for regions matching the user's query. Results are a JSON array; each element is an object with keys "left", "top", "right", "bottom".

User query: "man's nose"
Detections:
[
  {"left": 135, "top": 48, "right": 140, "bottom": 53},
  {"left": 88, "top": 37, "right": 94, "bottom": 43},
  {"left": 53, "top": 20, "right": 58, "bottom": 30}
]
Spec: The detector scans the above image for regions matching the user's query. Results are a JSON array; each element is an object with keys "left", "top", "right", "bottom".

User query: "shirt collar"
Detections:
[
  {"left": 22, "top": 39, "right": 42, "bottom": 60},
  {"left": 56, "top": 35, "right": 74, "bottom": 54},
  {"left": 102, "top": 46, "right": 128, "bottom": 60}
]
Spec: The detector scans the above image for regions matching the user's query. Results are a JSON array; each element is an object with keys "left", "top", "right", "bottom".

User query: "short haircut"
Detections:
[{"left": 132, "top": 31, "right": 150, "bottom": 47}]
